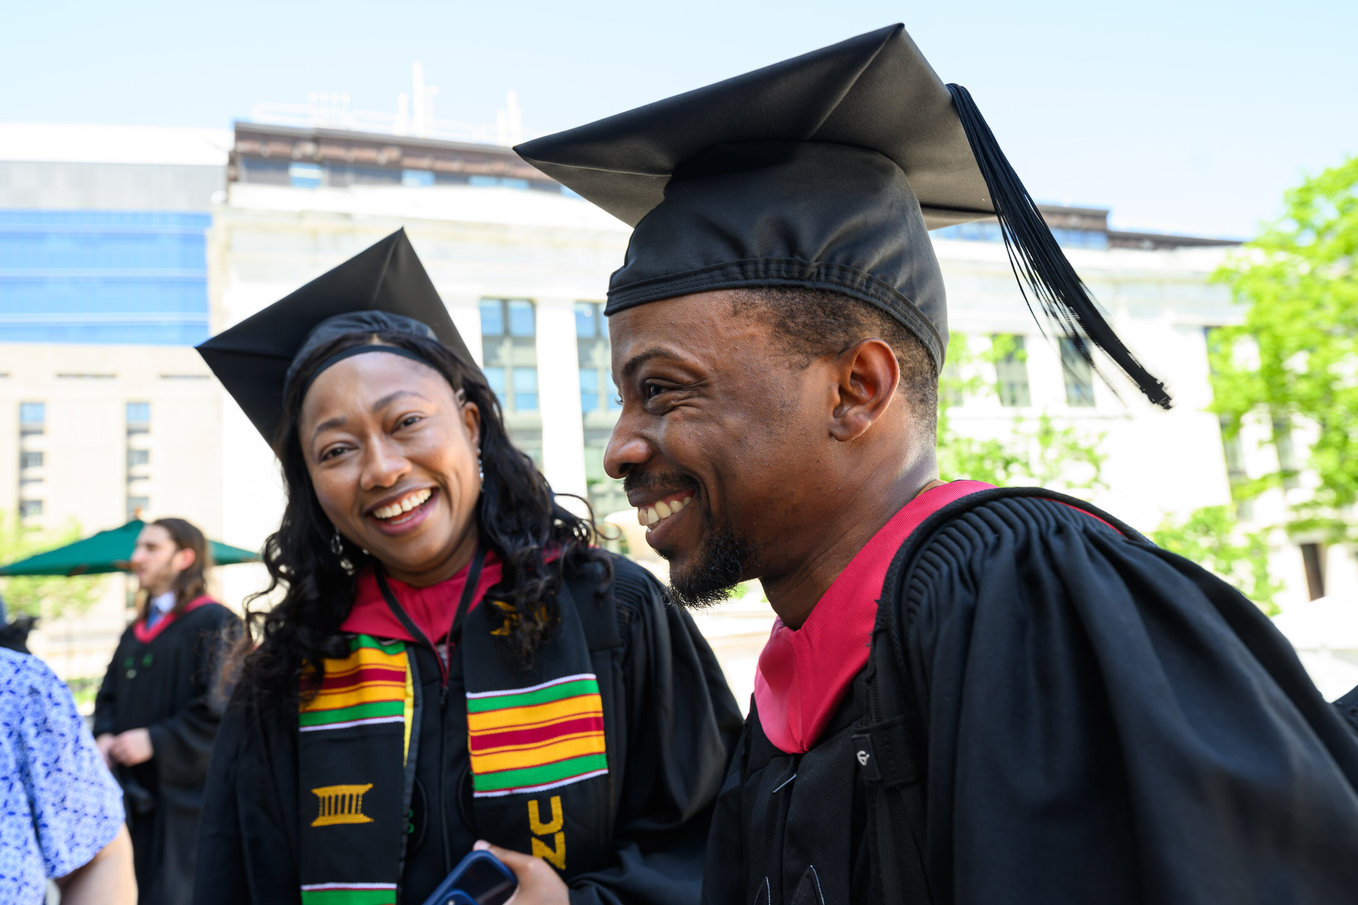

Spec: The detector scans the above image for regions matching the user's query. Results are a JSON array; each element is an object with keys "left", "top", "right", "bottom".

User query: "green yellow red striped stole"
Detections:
[
  {"left": 299, "top": 635, "right": 413, "bottom": 762},
  {"left": 467, "top": 673, "right": 608, "bottom": 797},
  {"left": 298, "top": 636, "right": 413, "bottom": 905},
  {"left": 298, "top": 883, "right": 398, "bottom": 905}
]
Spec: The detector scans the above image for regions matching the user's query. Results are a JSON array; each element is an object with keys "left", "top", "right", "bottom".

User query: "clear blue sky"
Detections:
[{"left": 4, "top": 0, "right": 1354, "bottom": 239}]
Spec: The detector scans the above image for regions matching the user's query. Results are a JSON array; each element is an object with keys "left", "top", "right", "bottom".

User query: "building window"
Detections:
[
  {"left": 19, "top": 499, "right": 43, "bottom": 519},
  {"left": 1300, "top": 542, "right": 1325, "bottom": 601},
  {"left": 480, "top": 299, "right": 539, "bottom": 413},
  {"left": 512, "top": 369, "right": 539, "bottom": 412},
  {"left": 20, "top": 450, "right": 44, "bottom": 469},
  {"left": 993, "top": 335, "right": 1030, "bottom": 407},
  {"left": 19, "top": 402, "right": 45, "bottom": 434},
  {"left": 1272, "top": 416, "right": 1301, "bottom": 491},
  {"left": 1059, "top": 337, "right": 1096, "bottom": 407},
  {"left": 289, "top": 162, "right": 323, "bottom": 189},
  {"left": 1205, "top": 327, "right": 1252, "bottom": 519},
  {"left": 126, "top": 496, "right": 150, "bottom": 520},
  {"left": 126, "top": 401, "right": 150, "bottom": 432},
  {"left": 575, "top": 302, "right": 626, "bottom": 519},
  {"left": 575, "top": 302, "right": 620, "bottom": 414},
  {"left": 127, "top": 448, "right": 150, "bottom": 467}
]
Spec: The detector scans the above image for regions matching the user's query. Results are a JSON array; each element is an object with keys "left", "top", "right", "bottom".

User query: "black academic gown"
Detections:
[
  {"left": 704, "top": 492, "right": 1358, "bottom": 905},
  {"left": 196, "top": 556, "right": 743, "bottom": 905},
  {"left": 93, "top": 599, "right": 241, "bottom": 905}
]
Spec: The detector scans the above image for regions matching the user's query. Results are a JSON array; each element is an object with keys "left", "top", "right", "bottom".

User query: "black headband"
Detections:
[{"left": 295, "top": 344, "right": 438, "bottom": 398}]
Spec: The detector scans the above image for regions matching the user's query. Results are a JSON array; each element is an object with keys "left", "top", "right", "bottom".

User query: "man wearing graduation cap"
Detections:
[{"left": 516, "top": 23, "right": 1358, "bottom": 905}]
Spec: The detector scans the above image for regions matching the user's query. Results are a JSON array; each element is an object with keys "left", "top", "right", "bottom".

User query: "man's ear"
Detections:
[
  {"left": 829, "top": 339, "right": 900, "bottom": 442},
  {"left": 171, "top": 547, "right": 196, "bottom": 575}
]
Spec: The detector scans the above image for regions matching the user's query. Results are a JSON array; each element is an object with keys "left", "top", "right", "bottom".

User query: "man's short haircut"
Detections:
[{"left": 728, "top": 285, "right": 938, "bottom": 439}]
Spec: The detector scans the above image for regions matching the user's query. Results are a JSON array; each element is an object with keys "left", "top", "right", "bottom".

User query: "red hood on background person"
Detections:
[{"left": 133, "top": 595, "right": 218, "bottom": 644}]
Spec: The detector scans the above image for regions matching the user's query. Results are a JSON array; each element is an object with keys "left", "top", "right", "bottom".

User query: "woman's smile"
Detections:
[{"left": 299, "top": 351, "right": 482, "bottom": 587}]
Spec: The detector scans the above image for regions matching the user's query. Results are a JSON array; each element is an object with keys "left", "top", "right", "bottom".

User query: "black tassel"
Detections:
[{"left": 946, "top": 83, "right": 1172, "bottom": 410}]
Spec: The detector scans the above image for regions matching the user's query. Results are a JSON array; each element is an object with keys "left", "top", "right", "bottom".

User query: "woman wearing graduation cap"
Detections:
[{"left": 193, "top": 230, "right": 742, "bottom": 905}]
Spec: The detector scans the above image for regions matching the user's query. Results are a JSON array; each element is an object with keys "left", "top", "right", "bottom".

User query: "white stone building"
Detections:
[{"left": 3, "top": 121, "right": 1352, "bottom": 700}]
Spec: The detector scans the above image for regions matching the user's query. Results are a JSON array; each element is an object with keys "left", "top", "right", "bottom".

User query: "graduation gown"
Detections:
[
  {"left": 704, "top": 489, "right": 1358, "bottom": 905},
  {"left": 196, "top": 554, "right": 743, "bottom": 905},
  {"left": 92, "top": 597, "right": 241, "bottom": 905}
]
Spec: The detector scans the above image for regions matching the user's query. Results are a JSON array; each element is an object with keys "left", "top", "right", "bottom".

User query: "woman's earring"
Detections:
[
  {"left": 478, "top": 456, "right": 484, "bottom": 482},
  {"left": 331, "top": 531, "right": 354, "bottom": 576}
]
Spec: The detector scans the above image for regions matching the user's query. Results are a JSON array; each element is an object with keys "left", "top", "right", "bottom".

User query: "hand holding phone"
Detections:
[{"left": 422, "top": 850, "right": 518, "bottom": 905}]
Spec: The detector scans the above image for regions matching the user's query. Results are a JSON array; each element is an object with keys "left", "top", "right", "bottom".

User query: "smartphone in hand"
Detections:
[{"left": 421, "top": 850, "right": 517, "bottom": 905}]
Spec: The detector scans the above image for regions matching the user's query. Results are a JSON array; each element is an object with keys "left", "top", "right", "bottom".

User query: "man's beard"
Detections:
[{"left": 664, "top": 521, "right": 751, "bottom": 610}]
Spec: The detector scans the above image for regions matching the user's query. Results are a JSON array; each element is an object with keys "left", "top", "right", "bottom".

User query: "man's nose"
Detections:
[{"left": 603, "top": 413, "right": 652, "bottom": 479}]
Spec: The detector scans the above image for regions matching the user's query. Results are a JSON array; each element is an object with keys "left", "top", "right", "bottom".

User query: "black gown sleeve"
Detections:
[
  {"left": 146, "top": 605, "right": 242, "bottom": 791},
  {"left": 92, "top": 628, "right": 132, "bottom": 738},
  {"left": 194, "top": 684, "right": 303, "bottom": 904},
  {"left": 567, "top": 559, "right": 744, "bottom": 905},
  {"left": 698, "top": 724, "right": 751, "bottom": 905},
  {"left": 903, "top": 496, "right": 1358, "bottom": 904}
]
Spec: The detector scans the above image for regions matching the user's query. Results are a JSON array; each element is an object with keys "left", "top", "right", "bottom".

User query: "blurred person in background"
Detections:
[
  {"left": 93, "top": 517, "right": 240, "bottom": 905},
  {"left": 0, "top": 589, "right": 38, "bottom": 654},
  {"left": 2, "top": 645, "right": 136, "bottom": 904}
]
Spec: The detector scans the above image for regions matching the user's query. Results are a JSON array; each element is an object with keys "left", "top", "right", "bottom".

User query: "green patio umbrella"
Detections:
[{"left": 0, "top": 519, "right": 259, "bottom": 577}]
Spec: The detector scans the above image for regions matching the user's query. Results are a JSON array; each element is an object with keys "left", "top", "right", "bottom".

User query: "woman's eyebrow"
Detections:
[{"left": 310, "top": 390, "right": 433, "bottom": 442}]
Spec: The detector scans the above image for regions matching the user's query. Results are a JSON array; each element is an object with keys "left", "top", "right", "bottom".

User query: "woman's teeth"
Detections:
[
  {"left": 639, "top": 496, "right": 689, "bottom": 527},
  {"left": 373, "top": 488, "right": 432, "bottom": 520}
]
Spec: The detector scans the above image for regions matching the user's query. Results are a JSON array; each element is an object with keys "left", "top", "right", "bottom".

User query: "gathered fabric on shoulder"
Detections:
[{"left": 704, "top": 488, "right": 1358, "bottom": 905}]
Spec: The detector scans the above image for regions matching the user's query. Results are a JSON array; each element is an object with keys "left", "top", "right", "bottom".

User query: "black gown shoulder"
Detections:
[
  {"left": 197, "top": 554, "right": 741, "bottom": 905},
  {"left": 900, "top": 492, "right": 1358, "bottom": 904}
]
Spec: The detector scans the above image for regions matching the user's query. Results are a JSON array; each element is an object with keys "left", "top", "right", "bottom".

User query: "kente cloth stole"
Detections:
[
  {"left": 297, "top": 636, "right": 416, "bottom": 905},
  {"left": 297, "top": 583, "right": 611, "bottom": 902},
  {"left": 460, "top": 578, "right": 609, "bottom": 802}
]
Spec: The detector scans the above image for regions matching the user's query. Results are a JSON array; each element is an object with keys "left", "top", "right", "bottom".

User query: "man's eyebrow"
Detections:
[
  {"left": 310, "top": 390, "right": 432, "bottom": 442},
  {"left": 618, "top": 348, "right": 675, "bottom": 383}
]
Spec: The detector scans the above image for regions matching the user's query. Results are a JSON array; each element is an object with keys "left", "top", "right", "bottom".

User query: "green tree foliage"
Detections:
[
  {"left": 937, "top": 334, "right": 1107, "bottom": 491},
  {"left": 1210, "top": 155, "right": 1358, "bottom": 542},
  {"left": 1149, "top": 505, "right": 1282, "bottom": 614},
  {"left": 0, "top": 513, "right": 103, "bottom": 620}
]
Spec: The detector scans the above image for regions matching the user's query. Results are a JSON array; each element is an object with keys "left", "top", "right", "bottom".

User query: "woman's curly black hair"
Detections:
[{"left": 233, "top": 327, "right": 611, "bottom": 707}]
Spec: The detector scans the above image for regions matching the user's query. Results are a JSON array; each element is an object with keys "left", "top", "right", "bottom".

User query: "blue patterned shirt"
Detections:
[{"left": 1, "top": 648, "right": 125, "bottom": 903}]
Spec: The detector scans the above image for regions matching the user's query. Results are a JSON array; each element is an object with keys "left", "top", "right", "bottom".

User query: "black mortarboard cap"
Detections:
[
  {"left": 197, "top": 229, "right": 475, "bottom": 441},
  {"left": 516, "top": 23, "right": 1170, "bottom": 408}
]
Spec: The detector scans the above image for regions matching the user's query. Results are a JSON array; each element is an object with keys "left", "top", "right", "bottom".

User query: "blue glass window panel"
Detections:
[
  {"left": 483, "top": 366, "right": 506, "bottom": 399},
  {"left": 126, "top": 402, "right": 150, "bottom": 424},
  {"left": 479, "top": 300, "right": 504, "bottom": 337},
  {"left": 579, "top": 369, "right": 599, "bottom": 411},
  {"left": 1059, "top": 338, "right": 1096, "bottom": 407},
  {"left": 289, "top": 163, "right": 323, "bottom": 188},
  {"left": 0, "top": 210, "right": 210, "bottom": 345},
  {"left": 402, "top": 169, "right": 435, "bottom": 187},
  {"left": 513, "top": 369, "right": 539, "bottom": 412},
  {"left": 19, "top": 402, "right": 45, "bottom": 424},
  {"left": 507, "top": 300, "right": 535, "bottom": 337},
  {"left": 575, "top": 303, "right": 598, "bottom": 338},
  {"left": 468, "top": 176, "right": 531, "bottom": 190}
]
